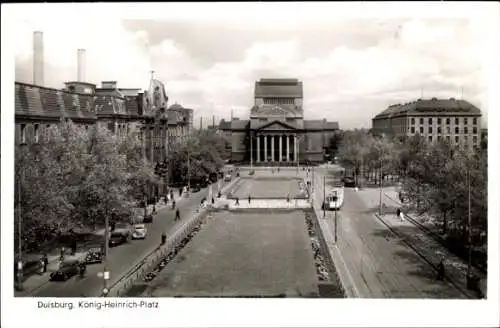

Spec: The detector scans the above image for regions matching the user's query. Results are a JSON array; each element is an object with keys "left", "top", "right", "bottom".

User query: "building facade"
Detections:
[
  {"left": 219, "top": 78, "right": 339, "bottom": 164},
  {"left": 372, "top": 97, "right": 482, "bottom": 149}
]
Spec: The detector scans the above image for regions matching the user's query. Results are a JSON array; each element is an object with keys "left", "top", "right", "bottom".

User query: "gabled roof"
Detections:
[
  {"left": 303, "top": 120, "right": 339, "bottom": 131},
  {"left": 253, "top": 119, "right": 299, "bottom": 131},
  {"left": 374, "top": 98, "right": 482, "bottom": 119},
  {"left": 231, "top": 119, "right": 250, "bottom": 130}
]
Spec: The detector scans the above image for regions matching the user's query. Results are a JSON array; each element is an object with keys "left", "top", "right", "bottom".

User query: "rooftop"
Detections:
[
  {"left": 255, "top": 79, "right": 303, "bottom": 98},
  {"left": 374, "top": 98, "right": 482, "bottom": 119}
]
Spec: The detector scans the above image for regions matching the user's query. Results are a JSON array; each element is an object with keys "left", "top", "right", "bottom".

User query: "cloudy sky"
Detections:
[{"left": 9, "top": 3, "right": 496, "bottom": 128}]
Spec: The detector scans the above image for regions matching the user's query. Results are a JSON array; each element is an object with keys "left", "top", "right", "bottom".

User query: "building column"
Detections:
[
  {"left": 256, "top": 134, "right": 260, "bottom": 163},
  {"left": 286, "top": 134, "right": 290, "bottom": 162},
  {"left": 264, "top": 135, "right": 268, "bottom": 162},
  {"left": 279, "top": 134, "right": 283, "bottom": 162},
  {"left": 271, "top": 135, "right": 275, "bottom": 162},
  {"left": 294, "top": 134, "right": 297, "bottom": 162}
]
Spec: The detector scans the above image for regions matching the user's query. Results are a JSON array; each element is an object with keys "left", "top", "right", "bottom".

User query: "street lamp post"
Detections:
[
  {"left": 323, "top": 175, "right": 326, "bottom": 219},
  {"left": 16, "top": 143, "right": 27, "bottom": 291},
  {"left": 187, "top": 141, "right": 191, "bottom": 194},
  {"left": 378, "top": 157, "right": 383, "bottom": 216},
  {"left": 334, "top": 192, "right": 338, "bottom": 243},
  {"left": 102, "top": 212, "right": 110, "bottom": 297},
  {"left": 467, "top": 168, "right": 472, "bottom": 281}
]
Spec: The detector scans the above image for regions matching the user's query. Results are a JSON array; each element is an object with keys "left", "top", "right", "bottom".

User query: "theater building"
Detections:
[{"left": 219, "top": 78, "right": 339, "bottom": 164}]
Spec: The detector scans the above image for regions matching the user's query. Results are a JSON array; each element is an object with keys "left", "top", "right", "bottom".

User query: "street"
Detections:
[
  {"left": 31, "top": 182, "right": 226, "bottom": 297},
  {"left": 313, "top": 166, "right": 467, "bottom": 298}
]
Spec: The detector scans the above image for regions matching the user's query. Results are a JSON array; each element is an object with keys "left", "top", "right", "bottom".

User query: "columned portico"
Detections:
[{"left": 252, "top": 132, "right": 299, "bottom": 164}]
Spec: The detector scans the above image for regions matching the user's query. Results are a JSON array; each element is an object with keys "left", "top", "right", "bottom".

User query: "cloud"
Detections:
[{"left": 12, "top": 7, "right": 488, "bottom": 129}]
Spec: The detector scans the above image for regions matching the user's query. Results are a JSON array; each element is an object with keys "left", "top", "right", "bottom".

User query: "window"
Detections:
[
  {"left": 437, "top": 118, "right": 442, "bottom": 124},
  {"left": 20, "top": 124, "right": 26, "bottom": 144},
  {"left": 473, "top": 118, "right": 477, "bottom": 125},
  {"left": 473, "top": 136, "right": 478, "bottom": 144},
  {"left": 411, "top": 127, "right": 415, "bottom": 133},
  {"left": 446, "top": 127, "right": 451, "bottom": 134},
  {"left": 420, "top": 127, "right": 424, "bottom": 134},
  {"left": 446, "top": 118, "right": 450, "bottom": 125},
  {"left": 420, "top": 118, "right": 424, "bottom": 125},
  {"left": 464, "top": 127, "right": 468, "bottom": 134},
  {"left": 464, "top": 136, "right": 468, "bottom": 143},
  {"left": 464, "top": 118, "right": 468, "bottom": 125},
  {"left": 34, "top": 124, "right": 39, "bottom": 143},
  {"left": 428, "top": 117, "right": 432, "bottom": 125},
  {"left": 428, "top": 136, "right": 433, "bottom": 142},
  {"left": 437, "top": 127, "right": 441, "bottom": 134},
  {"left": 446, "top": 136, "right": 450, "bottom": 142},
  {"left": 428, "top": 127, "right": 433, "bottom": 133},
  {"left": 455, "top": 127, "right": 459, "bottom": 134},
  {"left": 473, "top": 127, "right": 477, "bottom": 134},
  {"left": 411, "top": 118, "right": 415, "bottom": 125},
  {"left": 437, "top": 136, "right": 442, "bottom": 141},
  {"left": 455, "top": 136, "right": 459, "bottom": 143},
  {"left": 455, "top": 117, "right": 459, "bottom": 125}
]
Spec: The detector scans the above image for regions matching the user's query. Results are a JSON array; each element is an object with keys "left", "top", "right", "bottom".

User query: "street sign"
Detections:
[
  {"left": 102, "top": 288, "right": 109, "bottom": 295},
  {"left": 104, "top": 271, "right": 110, "bottom": 280},
  {"left": 97, "top": 272, "right": 103, "bottom": 278}
]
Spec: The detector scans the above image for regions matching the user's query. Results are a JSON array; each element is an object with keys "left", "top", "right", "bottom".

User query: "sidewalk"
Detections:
[
  {"left": 16, "top": 192, "right": 186, "bottom": 296},
  {"left": 357, "top": 186, "right": 485, "bottom": 299}
]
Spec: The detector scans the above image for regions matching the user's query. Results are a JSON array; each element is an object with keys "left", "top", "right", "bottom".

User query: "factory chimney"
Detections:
[
  {"left": 77, "top": 49, "right": 86, "bottom": 82},
  {"left": 33, "top": 31, "right": 44, "bottom": 85}
]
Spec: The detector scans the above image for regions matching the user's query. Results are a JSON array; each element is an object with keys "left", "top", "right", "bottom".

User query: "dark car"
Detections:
[
  {"left": 85, "top": 245, "right": 104, "bottom": 264},
  {"left": 342, "top": 176, "right": 356, "bottom": 187},
  {"left": 191, "top": 184, "right": 202, "bottom": 193},
  {"left": 49, "top": 259, "right": 80, "bottom": 281},
  {"left": 109, "top": 232, "right": 130, "bottom": 247},
  {"left": 209, "top": 172, "right": 218, "bottom": 183}
]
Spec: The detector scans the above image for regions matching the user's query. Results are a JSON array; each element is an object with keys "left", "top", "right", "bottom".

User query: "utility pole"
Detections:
[
  {"left": 378, "top": 157, "right": 383, "bottom": 215},
  {"left": 165, "top": 121, "right": 169, "bottom": 193},
  {"left": 102, "top": 212, "right": 110, "bottom": 296},
  {"left": 334, "top": 191, "right": 338, "bottom": 243},
  {"left": 17, "top": 174, "right": 23, "bottom": 291},
  {"left": 187, "top": 138, "right": 191, "bottom": 194},
  {"left": 323, "top": 175, "right": 326, "bottom": 219},
  {"left": 467, "top": 168, "right": 472, "bottom": 280}
]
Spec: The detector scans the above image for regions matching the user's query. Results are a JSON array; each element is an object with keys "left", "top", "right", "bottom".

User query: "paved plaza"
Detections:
[
  {"left": 141, "top": 210, "right": 319, "bottom": 297},
  {"left": 229, "top": 177, "right": 304, "bottom": 199}
]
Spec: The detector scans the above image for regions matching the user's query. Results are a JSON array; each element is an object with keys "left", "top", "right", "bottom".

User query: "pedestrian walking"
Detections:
[
  {"left": 170, "top": 190, "right": 174, "bottom": 201},
  {"left": 175, "top": 208, "right": 181, "bottom": 221},
  {"left": 79, "top": 261, "right": 86, "bottom": 279},
  {"left": 71, "top": 240, "right": 77, "bottom": 256},
  {"left": 211, "top": 197, "right": 215, "bottom": 206},
  {"left": 179, "top": 187, "right": 182, "bottom": 197},
  {"left": 248, "top": 194, "right": 252, "bottom": 204},
  {"left": 161, "top": 232, "right": 167, "bottom": 246},
  {"left": 152, "top": 204, "right": 157, "bottom": 215},
  {"left": 172, "top": 200, "right": 176, "bottom": 210},
  {"left": 396, "top": 208, "right": 401, "bottom": 221},
  {"left": 38, "top": 257, "right": 45, "bottom": 275},
  {"left": 217, "top": 191, "right": 222, "bottom": 198},
  {"left": 235, "top": 197, "right": 240, "bottom": 206},
  {"left": 59, "top": 247, "right": 65, "bottom": 263},
  {"left": 42, "top": 253, "right": 48, "bottom": 273},
  {"left": 437, "top": 258, "right": 445, "bottom": 281}
]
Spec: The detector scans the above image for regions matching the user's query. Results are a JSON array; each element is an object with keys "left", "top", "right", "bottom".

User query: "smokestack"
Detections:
[
  {"left": 77, "top": 49, "right": 86, "bottom": 82},
  {"left": 33, "top": 31, "right": 44, "bottom": 85}
]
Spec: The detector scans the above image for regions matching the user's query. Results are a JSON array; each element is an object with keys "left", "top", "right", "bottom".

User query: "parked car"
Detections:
[
  {"left": 224, "top": 173, "right": 232, "bottom": 182},
  {"left": 109, "top": 231, "right": 130, "bottom": 247},
  {"left": 342, "top": 176, "right": 356, "bottom": 187},
  {"left": 49, "top": 259, "right": 80, "bottom": 281},
  {"left": 85, "top": 244, "right": 104, "bottom": 264},
  {"left": 209, "top": 172, "right": 218, "bottom": 183},
  {"left": 191, "top": 184, "right": 202, "bottom": 193},
  {"left": 132, "top": 224, "right": 147, "bottom": 240}
]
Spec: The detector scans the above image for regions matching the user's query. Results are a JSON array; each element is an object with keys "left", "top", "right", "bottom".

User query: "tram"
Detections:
[{"left": 322, "top": 187, "right": 344, "bottom": 211}]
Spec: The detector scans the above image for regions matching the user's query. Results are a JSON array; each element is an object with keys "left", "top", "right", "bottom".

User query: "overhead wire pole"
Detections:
[
  {"left": 378, "top": 147, "right": 383, "bottom": 216},
  {"left": 102, "top": 211, "right": 110, "bottom": 296},
  {"left": 467, "top": 167, "right": 472, "bottom": 281},
  {"left": 323, "top": 175, "right": 326, "bottom": 219},
  {"left": 17, "top": 164, "right": 24, "bottom": 291}
]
